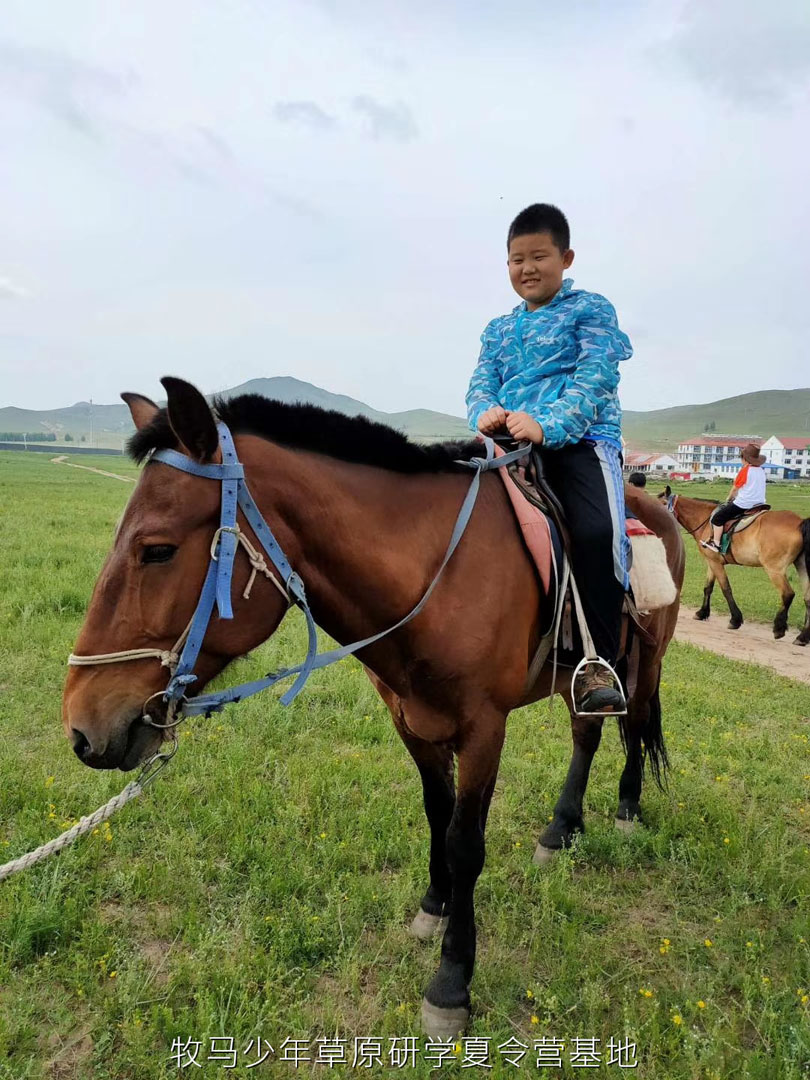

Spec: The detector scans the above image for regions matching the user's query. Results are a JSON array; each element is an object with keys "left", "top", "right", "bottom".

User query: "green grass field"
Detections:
[{"left": 1, "top": 451, "right": 809, "bottom": 1079}]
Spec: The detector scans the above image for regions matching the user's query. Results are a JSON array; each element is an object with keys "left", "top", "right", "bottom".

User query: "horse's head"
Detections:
[{"left": 63, "top": 378, "right": 289, "bottom": 771}]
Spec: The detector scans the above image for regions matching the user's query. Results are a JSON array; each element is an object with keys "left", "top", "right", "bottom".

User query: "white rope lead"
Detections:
[
  {"left": 0, "top": 741, "right": 177, "bottom": 882},
  {"left": 0, "top": 780, "right": 144, "bottom": 881}
]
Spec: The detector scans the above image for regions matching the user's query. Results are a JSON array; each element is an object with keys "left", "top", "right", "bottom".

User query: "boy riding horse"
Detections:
[
  {"left": 701, "top": 443, "right": 768, "bottom": 554},
  {"left": 466, "top": 203, "right": 632, "bottom": 715}
]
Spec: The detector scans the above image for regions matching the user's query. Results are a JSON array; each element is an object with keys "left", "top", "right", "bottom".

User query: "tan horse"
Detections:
[{"left": 667, "top": 494, "right": 810, "bottom": 645}]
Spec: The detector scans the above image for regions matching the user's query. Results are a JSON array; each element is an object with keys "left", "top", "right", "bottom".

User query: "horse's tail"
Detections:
[
  {"left": 619, "top": 669, "right": 669, "bottom": 790},
  {"left": 642, "top": 676, "right": 669, "bottom": 790},
  {"left": 801, "top": 518, "right": 810, "bottom": 577}
]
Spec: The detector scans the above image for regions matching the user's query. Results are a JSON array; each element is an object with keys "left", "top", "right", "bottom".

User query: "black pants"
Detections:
[
  {"left": 710, "top": 501, "right": 745, "bottom": 527},
  {"left": 539, "top": 441, "right": 627, "bottom": 665}
]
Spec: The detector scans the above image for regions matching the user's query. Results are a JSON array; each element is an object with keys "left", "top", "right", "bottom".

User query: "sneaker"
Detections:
[
  {"left": 701, "top": 539, "right": 722, "bottom": 552},
  {"left": 574, "top": 662, "right": 626, "bottom": 714}
]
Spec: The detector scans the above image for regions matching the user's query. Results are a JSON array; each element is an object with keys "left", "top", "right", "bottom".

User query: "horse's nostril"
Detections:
[{"left": 71, "top": 728, "right": 92, "bottom": 761}]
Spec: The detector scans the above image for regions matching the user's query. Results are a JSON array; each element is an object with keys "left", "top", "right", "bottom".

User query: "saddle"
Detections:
[
  {"left": 720, "top": 504, "right": 770, "bottom": 534},
  {"left": 492, "top": 443, "right": 675, "bottom": 692}
]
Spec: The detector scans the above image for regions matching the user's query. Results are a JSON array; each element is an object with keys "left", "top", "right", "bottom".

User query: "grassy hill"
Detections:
[
  {"left": 0, "top": 377, "right": 471, "bottom": 448},
  {"left": 2, "top": 381, "right": 807, "bottom": 451},
  {"left": 623, "top": 388, "right": 810, "bottom": 452}
]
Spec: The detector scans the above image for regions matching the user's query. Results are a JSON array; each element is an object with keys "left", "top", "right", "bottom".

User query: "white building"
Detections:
[
  {"left": 624, "top": 451, "right": 678, "bottom": 475},
  {"left": 675, "top": 436, "right": 762, "bottom": 477},
  {"left": 761, "top": 436, "right": 810, "bottom": 479}
]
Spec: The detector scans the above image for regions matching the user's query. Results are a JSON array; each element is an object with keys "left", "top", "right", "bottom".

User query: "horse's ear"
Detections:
[
  {"left": 121, "top": 392, "right": 159, "bottom": 431},
  {"left": 161, "top": 377, "right": 219, "bottom": 463}
]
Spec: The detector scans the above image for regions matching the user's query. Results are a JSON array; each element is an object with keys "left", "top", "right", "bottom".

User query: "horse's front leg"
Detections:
[
  {"left": 422, "top": 725, "right": 504, "bottom": 1039},
  {"left": 694, "top": 563, "right": 716, "bottom": 621},
  {"left": 403, "top": 736, "right": 456, "bottom": 940},
  {"left": 534, "top": 706, "right": 603, "bottom": 864}
]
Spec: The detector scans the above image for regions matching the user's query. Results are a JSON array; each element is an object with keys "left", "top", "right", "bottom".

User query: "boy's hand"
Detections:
[
  {"left": 477, "top": 406, "right": 508, "bottom": 435},
  {"left": 505, "top": 410, "right": 544, "bottom": 444}
]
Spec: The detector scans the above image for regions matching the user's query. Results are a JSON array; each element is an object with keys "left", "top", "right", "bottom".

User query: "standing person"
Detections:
[
  {"left": 466, "top": 203, "right": 632, "bottom": 714},
  {"left": 701, "top": 443, "right": 767, "bottom": 553}
]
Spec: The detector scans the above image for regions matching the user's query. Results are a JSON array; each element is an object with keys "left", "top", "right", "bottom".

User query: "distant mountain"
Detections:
[
  {"left": 0, "top": 376, "right": 471, "bottom": 445},
  {"left": 3, "top": 379, "right": 808, "bottom": 452},
  {"left": 622, "top": 388, "right": 810, "bottom": 452}
]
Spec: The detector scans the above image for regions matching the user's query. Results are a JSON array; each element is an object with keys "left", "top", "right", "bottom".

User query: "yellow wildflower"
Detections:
[
  {"left": 704, "top": 939, "right": 713, "bottom": 948},
  {"left": 44, "top": 776, "right": 55, "bottom": 787},
  {"left": 672, "top": 1014, "right": 682, "bottom": 1026},
  {"left": 697, "top": 1000, "right": 706, "bottom": 1009},
  {"left": 530, "top": 1015, "right": 539, "bottom": 1025},
  {"left": 526, "top": 989, "right": 534, "bottom": 1000}
]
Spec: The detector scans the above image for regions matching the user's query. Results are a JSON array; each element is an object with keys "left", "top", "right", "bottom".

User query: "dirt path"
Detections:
[
  {"left": 51, "top": 455, "right": 136, "bottom": 484},
  {"left": 675, "top": 605, "right": 810, "bottom": 685}
]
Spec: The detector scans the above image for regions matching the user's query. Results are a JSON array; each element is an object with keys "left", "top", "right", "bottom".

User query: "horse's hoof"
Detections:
[
  {"left": 774, "top": 628, "right": 786, "bottom": 640},
  {"left": 409, "top": 910, "right": 448, "bottom": 940},
  {"left": 793, "top": 636, "right": 809, "bottom": 647},
  {"left": 615, "top": 817, "right": 638, "bottom": 833},
  {"left": 693, "top": 611, "right": 709, "bottom": 621},
  {"left": 728, "top": 622, "right": 742, "bottom": 631},
  {"left": 533, "top": 842, "right": 560, "bottom": 866},
  {"left": 421, "top": 998, "right": 470, "bottom": 1039}
]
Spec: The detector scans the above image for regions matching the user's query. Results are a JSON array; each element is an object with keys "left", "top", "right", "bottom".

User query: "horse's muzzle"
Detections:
[{"left": 70, "top": 713, "right": 163, "bottom": 771}]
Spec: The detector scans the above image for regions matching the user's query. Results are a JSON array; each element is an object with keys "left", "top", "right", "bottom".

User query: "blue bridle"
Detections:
[{"left": 126, "top": 423, "right": 529, "bottom": 723}]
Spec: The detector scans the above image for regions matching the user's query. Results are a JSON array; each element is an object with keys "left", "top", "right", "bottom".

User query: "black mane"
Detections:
[{"left": 127, "top": 393, "right": 482, "bottom": 474}]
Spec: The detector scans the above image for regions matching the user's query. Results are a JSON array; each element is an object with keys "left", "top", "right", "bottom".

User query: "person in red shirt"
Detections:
[{"left": 702, "top": 443, "right": 767, "bottom": 552}]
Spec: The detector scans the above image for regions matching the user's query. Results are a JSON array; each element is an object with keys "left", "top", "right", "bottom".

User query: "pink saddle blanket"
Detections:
[{"left": 493, "top": 445, "right": 653, "bottom": 592}]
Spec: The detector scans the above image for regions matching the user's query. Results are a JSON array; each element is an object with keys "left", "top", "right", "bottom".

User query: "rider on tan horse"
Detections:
[{"left": 701, "top": 443, "right": 767, "bottom": 554}]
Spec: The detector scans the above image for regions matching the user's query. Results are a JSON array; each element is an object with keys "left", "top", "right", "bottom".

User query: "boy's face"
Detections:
[{"left": 507, "top": 232, "right": 574, "bottom": 310}]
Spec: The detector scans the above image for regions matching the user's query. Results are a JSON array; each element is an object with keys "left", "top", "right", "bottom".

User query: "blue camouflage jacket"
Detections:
[{"left": 465, "top": 279, "right": 632, "bottom": 449}]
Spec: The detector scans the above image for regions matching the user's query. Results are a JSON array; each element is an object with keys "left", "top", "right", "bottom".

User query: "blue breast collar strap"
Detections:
[{"left": 150, "top": 425, "right": 528, "bottom": 719}]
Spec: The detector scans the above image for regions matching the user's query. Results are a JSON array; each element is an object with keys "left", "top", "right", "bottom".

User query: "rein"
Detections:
[
  {"left": 69, "top": 425, "right": 528, "bottom": 727},
  {"left": 669, "top": 494, "right": 715, "bottom": 536}
]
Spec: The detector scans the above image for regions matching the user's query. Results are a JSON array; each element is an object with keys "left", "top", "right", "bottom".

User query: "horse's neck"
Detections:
[
  {"left": 676, "top": 496, "right": 717, "bottom": 529},
  {"left": 240, "top": 437, "right": 463, "bottom": 645}
]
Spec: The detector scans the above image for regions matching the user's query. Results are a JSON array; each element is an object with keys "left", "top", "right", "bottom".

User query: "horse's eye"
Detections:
[{"left": 141, "top": 544, "right": 177, "bottom": 564}]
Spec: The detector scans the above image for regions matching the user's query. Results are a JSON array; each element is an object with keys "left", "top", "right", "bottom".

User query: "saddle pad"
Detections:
[
  {"left": 494, "top": 445, "right": 552, "bottom": 593},
  {"left": 494, "top": 447, "right": 655, "bottom": 592}
]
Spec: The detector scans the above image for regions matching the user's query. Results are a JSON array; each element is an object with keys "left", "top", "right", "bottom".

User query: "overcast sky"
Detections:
[{"left": 1, "top": 0, "right": 809, "bottom": 416}]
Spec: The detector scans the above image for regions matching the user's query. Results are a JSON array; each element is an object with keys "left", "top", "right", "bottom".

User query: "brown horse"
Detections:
[
  {"left": 667, "top": 494, "right": 810, "bottom": 645},
  {"left": 63, "top": 378, "right": 684, "bottom": 1038}
]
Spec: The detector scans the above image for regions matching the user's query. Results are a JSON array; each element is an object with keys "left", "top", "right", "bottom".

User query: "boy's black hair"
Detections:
[
  {"left": 507, "top": 203, "right": 570, "bottom": 253},
  {"left": 628, "top": 471, "right": 647, "bottom": 488}
]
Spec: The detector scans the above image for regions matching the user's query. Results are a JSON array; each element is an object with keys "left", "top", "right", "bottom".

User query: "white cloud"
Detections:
[
  {"left": 273, "top": 100, "right": 338, "bottom": 131},
  {"left": 351, "top": 95, "right": 417, "bottom": 141},
  {"left": 0, "top": 276, "right": 29, "bottom": 300},
  {"left": 665, "top": 0, "right": 810, "bottom": 105}
]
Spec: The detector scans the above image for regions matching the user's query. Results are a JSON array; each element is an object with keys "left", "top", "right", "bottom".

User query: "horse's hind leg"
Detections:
[
  {"left": 694, "top": 563, "right": 716, "bottom": 621},
  {"left": 764, "top": 565, "right": 794, "bottom": 640},
  {"left": 793, "top": 557, "right": 810, "bottom": 646},
  {"left": 713, "top": 562, "right": 744, "bottom": 629},
  {"left": 534, "top": 700, "right": 603, "bottom": 864}
]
